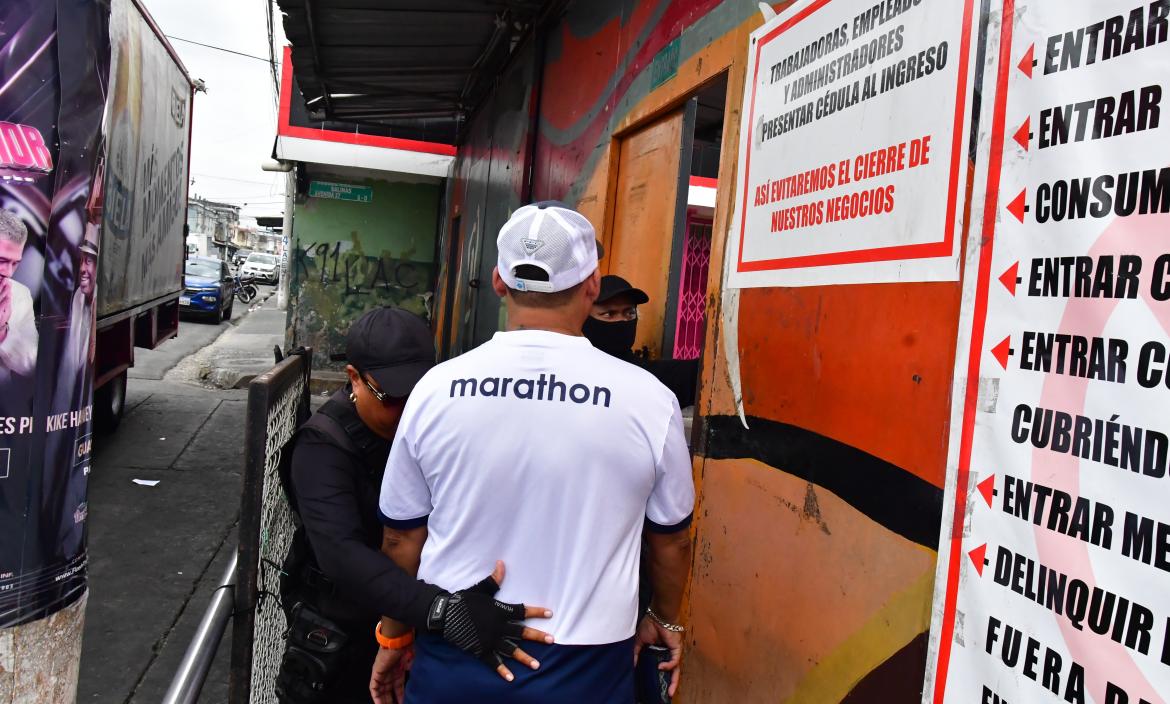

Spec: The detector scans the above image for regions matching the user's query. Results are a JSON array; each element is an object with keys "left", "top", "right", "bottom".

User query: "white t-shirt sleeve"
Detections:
[
  {"left": 645, "top": 397, "right": 695, "bottom": 532},
  {"left": 378, "top": 407, "right": 433, "bottom": 529}
]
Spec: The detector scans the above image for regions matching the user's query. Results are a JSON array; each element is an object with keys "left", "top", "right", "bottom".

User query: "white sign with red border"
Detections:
[
  {"left": 926, "top": 1, "right": 1170, "bottom": 703},
  {"left": 726, "top": 0, "right": 978, "bottom": 288}
]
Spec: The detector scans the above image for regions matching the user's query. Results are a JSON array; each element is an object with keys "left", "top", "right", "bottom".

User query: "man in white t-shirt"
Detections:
[{"left": 375, "top": 202, "right": 695, "bottom": 703}]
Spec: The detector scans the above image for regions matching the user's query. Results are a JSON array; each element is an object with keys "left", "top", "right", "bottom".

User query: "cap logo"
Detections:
[{"left": 520, "top": 238, "right": 544, "bottom": 255}]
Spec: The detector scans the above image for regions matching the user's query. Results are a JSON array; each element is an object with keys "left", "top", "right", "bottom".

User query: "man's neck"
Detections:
[{"left": 505, "top": 306, "right": 585, "bottom": 337}]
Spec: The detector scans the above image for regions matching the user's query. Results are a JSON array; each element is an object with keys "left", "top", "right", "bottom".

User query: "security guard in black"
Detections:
[{"left": 278, "top": 308, "right": 552, "bottom": 703}]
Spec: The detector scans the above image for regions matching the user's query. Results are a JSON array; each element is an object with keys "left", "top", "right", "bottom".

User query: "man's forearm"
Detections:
[
  {"left": 380, "top": 526, "right": 427, "bottom": 637},
  {"left": 644, "top": 529, "right": 693, "bottom": 623}
]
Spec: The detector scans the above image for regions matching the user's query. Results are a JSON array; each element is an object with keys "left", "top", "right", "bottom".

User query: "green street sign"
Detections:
[
  {"left": 308, "top": 181, "right": 373, "bottom": 203},
  {"left": 650, "top": 37, "right": 680, "bottom": 89}
]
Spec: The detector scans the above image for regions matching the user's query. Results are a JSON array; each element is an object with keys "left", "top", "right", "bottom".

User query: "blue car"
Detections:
[{"left": 180, "top": 256, "right": 233, "bottom": 322}]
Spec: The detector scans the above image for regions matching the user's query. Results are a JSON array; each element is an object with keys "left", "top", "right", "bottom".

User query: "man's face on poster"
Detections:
[
  {"left": 79, "top": 252, "right": 96, "bottom": 300},
  {"left": 0, "top": 238, "right": 22, "bottom": 281}
]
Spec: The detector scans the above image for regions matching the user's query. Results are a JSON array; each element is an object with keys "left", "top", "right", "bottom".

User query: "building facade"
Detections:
[
  {"left": 277, "top": 1, "right": 1170, "bottom": 701},
  {"left": 278, "top": 1, "right": 949, "bottom": 700},
  {"left": 186, "top": 197, "right": 240, "bottom": 259}
]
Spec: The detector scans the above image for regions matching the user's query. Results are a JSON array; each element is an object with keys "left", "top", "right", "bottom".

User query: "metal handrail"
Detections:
[{"left": 162, "top": 550, "right": 239, "bottom": 704}]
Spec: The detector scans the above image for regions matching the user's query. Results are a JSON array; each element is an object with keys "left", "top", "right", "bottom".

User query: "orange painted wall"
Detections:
[{"left": 734, "top": 282, "right": 962, "bottom": 488}]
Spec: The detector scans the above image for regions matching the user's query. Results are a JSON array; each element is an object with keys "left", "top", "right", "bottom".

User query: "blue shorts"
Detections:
[{"left": 406, "top": 633, "right": 635, "bottom": 704}]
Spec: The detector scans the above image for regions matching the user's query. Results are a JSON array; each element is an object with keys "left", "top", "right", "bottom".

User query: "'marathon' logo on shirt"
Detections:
[{"left": 450, "top": 373, "right": 611, "bottom": 407}]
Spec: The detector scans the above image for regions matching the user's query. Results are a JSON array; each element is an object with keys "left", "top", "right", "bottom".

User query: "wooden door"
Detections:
[{"left": 606, "top": 102, "right": 694, "bottom": 359}]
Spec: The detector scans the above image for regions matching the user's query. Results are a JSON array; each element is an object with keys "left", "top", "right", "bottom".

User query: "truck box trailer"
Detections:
[{"left": 91, "top": 0, "right": 194, "bottom": 430}]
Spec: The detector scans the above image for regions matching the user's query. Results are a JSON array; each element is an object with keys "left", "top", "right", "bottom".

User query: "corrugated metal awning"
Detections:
[{"left": 278, "top": 0, "right": 552, "bottom": 143}]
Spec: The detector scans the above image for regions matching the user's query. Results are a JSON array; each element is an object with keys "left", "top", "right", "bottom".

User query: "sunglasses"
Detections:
[{"left": 360, "top": 374, "right": 390, "bottom": 403}]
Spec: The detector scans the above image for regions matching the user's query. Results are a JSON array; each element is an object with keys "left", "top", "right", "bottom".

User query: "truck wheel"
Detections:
[{"left": 94, "top": 371, "right": 127, "bottom": 433}]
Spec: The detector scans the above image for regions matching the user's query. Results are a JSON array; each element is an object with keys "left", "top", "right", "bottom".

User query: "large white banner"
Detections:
[
  {"left": 725, "top": 0, "right": 977, "bottom": 288},
  {"left": 927, "top": 1, "right": 1170, "bottom": 703}
]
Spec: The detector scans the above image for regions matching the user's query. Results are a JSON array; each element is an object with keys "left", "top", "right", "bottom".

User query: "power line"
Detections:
[
  {"left": 165, "top": 35, "right": 274, "bottom": 64},
  {"left": 266, "top": 0, "right": 281, "bottom": 109}
]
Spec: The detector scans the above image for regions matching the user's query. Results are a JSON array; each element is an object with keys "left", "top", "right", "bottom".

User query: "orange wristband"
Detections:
[{"left": 375, "top": 622, "right": 415, "bottom": 650}]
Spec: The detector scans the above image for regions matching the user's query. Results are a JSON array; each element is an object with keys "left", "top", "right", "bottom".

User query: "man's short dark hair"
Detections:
[{"left": 507, "top": 265, "right": 585, "bottom": 308}]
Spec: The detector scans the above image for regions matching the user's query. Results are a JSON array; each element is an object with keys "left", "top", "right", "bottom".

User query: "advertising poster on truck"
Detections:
[
  {"left": 927, "top": 1, "right": 1170, "bottom": 703},
  {"left": 100, "top": 0, "right": 191, "bottom": 319},
  {"left": 726, "top": 0, "right": 978, "bottom": 288},
  {"left": 0, "top": 0, "right": 111, "bottom": 625}
]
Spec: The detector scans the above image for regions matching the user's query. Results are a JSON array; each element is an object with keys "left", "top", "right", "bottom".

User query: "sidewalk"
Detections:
[
  {"left": 79, "top": 295, "right": 286, "bottom": 702},
  {"left": 80, "top": 381, "right": 244, "bottom": 703},
  {"left": 170, "top": 290, "right": 285, "bottom": 389}
]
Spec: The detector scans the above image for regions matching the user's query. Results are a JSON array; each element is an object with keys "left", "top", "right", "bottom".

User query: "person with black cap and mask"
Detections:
[
  {"left": 583, "top": 275, "right": 699, "bottom": 409},
  {"left": 277, "top": 307, "right": 553, "bottom": 704}
]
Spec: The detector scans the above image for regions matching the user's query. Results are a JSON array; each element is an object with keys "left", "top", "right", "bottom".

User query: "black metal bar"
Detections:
[
  {"left": 521, "top": 27, "right": 546, "bottom": 203},
  {"left": 662, "top": 98, "right": 698, "bottom": 360}
]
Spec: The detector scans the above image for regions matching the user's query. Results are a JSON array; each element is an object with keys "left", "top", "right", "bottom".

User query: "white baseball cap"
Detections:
[{"left": 496, "top": 201, "right": 598, "bottom": 293}]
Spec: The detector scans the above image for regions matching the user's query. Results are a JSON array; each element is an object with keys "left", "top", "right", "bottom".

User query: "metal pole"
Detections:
[
  {"left": 276, "top": 170, "right": 294, "bottom": 311},
  {"left": 162, "top": 550, "right": 239, "bottom": 704}
]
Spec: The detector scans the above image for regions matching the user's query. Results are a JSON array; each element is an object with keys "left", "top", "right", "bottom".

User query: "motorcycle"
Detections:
[{"left": 233, "top": 274, "right": 259, "bottom": 304}]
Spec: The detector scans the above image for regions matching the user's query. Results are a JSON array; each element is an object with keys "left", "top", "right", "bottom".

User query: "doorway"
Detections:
[{"left": 604, "top": 73, "right": 727, "bottom": 362}]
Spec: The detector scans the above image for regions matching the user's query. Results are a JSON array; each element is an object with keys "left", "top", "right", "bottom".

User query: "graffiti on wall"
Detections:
[
  {"left": 284, "top": 170, "right": 440, "bottom": 373},
  {"left": 287, "top": 237, "right": 434, "bottom": 372},
  {"left": 292, "top": 239, "right": 426, "bottom": 295}
]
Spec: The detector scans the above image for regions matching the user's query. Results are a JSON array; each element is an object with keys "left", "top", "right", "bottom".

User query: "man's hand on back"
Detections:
[
  {"left": 379, "top": 522, "right": 557, "bottom": 686},
  {"left": 428, "top": 561, "right": 555, "bottom": 681},
  {"left": 370, "top": 561, "right": 554, "bottom": 702}
]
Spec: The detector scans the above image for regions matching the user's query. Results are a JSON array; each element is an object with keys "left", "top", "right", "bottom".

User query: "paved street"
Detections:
[{"left": 79, "top": 286, "right": 280, "bottom": 703}]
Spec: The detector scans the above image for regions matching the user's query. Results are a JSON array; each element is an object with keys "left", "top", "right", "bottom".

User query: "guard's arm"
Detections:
[
  {"left": 290, "top": 439, "right": 441, "bottom": 628},
  {"left": 377, "top": 525, "right": 427, "bottom": 639}
]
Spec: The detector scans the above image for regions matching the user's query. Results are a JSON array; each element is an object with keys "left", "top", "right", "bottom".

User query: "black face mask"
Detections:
[{"left": 583, "top": 317, "right": 637, "bottom": 358}]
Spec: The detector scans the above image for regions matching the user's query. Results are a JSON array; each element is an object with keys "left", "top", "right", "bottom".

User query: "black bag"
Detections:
[{"left": 274, "top": 602, "right": 352, "bottom": 704}]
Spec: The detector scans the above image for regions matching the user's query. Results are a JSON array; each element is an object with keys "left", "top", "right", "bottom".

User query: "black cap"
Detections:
[
  {"left": 597, "top": 275, "right": 649, "bottom": 305},
  {"left": 345, "top": 308, "right": 435, "bottom": 397}
]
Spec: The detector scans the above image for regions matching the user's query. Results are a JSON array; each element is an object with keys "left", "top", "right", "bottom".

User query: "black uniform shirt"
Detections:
[{"left": 288, "top": 397, "right": 440, "bottom": 627}]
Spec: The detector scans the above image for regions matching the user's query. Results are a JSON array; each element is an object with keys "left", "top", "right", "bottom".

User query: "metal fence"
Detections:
[{"left": 228, "top": 349, "right": 312, "bottom": 704}]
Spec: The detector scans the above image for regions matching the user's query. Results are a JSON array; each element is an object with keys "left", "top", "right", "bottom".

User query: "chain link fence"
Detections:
[{"left": 228, "top": 350, "right": 312, "bottom": 704}]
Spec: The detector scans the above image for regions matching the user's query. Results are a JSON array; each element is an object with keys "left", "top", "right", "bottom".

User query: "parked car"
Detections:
[
  {"left": 180, "top": 256, "right": 234, "bottom": 322},
  {"left": 240, "top": 252, "right": 280, "bottom": 284},
  {"left": 232, "top": 248, "right": 253, "bottom": 268}
]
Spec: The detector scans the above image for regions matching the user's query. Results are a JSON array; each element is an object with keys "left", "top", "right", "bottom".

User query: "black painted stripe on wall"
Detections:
[
  {"left": 841, "top": 631, "right": 929, "bottom": 703},
  {"left": 702, "top": 416, "right": 943, "bottom": 550}
]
